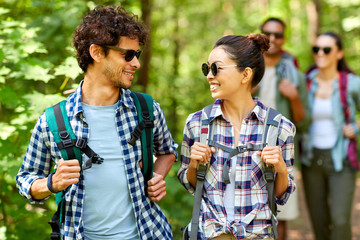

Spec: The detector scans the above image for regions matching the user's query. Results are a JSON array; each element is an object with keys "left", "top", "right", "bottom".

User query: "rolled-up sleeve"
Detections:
[
  {"left": 152, "top": 101, "right": 178, "bottom": 158},
  {"left": 177, "top": 113, "right": 198, "bottom": 194},
  {"left": 276, "top": 121, "right": 296, "bottom": 205},
  {"left": 16, "top": 114, "right": 53, "bottom": 204}
]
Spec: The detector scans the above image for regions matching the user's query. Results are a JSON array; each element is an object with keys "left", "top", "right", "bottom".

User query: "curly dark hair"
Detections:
[{"left": 73, "top": 5, "right": 149, "bottom": 72}]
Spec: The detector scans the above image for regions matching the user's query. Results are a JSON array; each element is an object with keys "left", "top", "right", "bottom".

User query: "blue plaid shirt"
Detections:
[
  {"left": 178, "top": 99, "right": 296, "bottom": 239},
  {"left": 16, "top": 83, "right": 178, "bottom": 240}
]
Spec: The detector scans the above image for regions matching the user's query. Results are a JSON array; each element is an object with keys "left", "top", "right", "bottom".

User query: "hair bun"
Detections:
[{"left": 247, "top": 33, "right": 270, "bottom": 53}]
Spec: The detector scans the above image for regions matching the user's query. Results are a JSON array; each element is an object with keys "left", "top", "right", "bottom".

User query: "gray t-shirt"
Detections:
[{"left": 82, "top": 102, "right": 140, "bottom": 240}]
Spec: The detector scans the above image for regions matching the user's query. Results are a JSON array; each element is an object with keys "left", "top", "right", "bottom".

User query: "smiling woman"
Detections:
[
  {"left": 302, "top": 31, "right": 360, "bottom": 240},
  {"left": 178, "top": 34, "right": 297, "bottom": 240}
]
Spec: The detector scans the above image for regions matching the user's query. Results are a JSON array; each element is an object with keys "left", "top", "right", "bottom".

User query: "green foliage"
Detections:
[{"left": 1, "top": 0, "right": 360, "bottom": 239}]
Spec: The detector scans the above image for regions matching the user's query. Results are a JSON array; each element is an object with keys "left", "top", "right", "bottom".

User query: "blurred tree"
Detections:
[{"left": 1, "top": 0, "right": 360, "bottom": 239}]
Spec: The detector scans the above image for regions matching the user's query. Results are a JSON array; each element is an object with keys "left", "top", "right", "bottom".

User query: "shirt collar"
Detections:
[
  {"left": 70, "top": 81, "right": 135, "bottom": 117},
  {"left": 209, "top": 98, "right": 267, "bottom": 124}
]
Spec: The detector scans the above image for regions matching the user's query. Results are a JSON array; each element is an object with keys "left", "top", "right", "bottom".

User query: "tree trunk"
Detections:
[
  {"left": 307, "top": 0, "right": 321, "bottom": 44},
  {"left": 138, "top": 0, "right": 152, "bottom": 92}
]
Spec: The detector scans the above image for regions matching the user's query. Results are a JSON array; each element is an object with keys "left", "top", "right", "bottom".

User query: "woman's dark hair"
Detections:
[
  {"left": 319, "top": 32, "right": 354, "bottom": 74},
  {"left": 213, "top": 34, "right": 270, "bottom": 87},
  {"left": 73, "top": 5, "right": 149, "bottom": 72}
]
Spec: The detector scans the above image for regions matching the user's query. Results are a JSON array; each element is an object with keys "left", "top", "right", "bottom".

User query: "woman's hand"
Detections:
[
  {"left": 343, "top": 123, "right": 357, "bottom": 139},
  {"left": 257, "top": 146, "right": 287, "bottom": 175},
  {"left": 189, "top": 142, "right": 216, "bottom": 169}
]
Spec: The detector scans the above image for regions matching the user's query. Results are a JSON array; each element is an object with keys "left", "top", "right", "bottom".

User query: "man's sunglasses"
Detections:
[
  {"left": 102, "top": 45, "right": 142, "bottom": 62},
  {"left": 312, "top": 46, "right": 332, "bottom": 55},
  {"left": 201, "top": 62, "right": 238, "bottom": 77},
  {"left": 262, "top": 31, "right": 284, "bottom": 39}
]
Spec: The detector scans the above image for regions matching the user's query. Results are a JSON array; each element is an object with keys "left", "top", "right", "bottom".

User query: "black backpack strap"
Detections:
[
  {"left": 128, "top": 92, "right": 154, "bottom": 183},
  {"left": 45, "top": 100, "right": 104, "bottom": 240}
]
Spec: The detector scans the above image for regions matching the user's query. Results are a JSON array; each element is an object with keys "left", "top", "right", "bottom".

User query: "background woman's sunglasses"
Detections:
[
  {"left": 103, "top": 45, "right": 142, "bottom": 62},
  {"left": 312, "top": 46, "right": 332, "bottom": 55},
  {"left": 201, "top": 63, "right": 238, "bottom": 76}
]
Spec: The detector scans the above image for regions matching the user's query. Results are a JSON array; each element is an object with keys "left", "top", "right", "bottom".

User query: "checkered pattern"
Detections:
[
  {"left": 16, "top": 82, "right": 177, "bottom": 240},
  {"left": 178, "top": 98, "right": 296, "bottom": 239}
]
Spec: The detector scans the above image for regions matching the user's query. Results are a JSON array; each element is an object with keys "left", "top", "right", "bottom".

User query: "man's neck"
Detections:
[
  {"left": 81, "top": 74, "right": 121, "bottom": 106},
  {"left": 264, "top": 53, "right": 282, "bottom": 67}
]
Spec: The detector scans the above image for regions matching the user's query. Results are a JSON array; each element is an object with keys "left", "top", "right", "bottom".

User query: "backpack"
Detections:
[
  {"left": 185, "top": 105, "right": 282, "bottom": 240},
  {"left": 45, "top": 91, "right": 154, "bottom": 240},
  {"left": 306, "top": 69, "right": 360, "bottom": 170}
]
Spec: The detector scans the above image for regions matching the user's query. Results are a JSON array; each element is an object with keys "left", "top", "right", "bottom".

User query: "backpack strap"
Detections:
[
  {"left": 128, "top": 91, "right": 154, "bottom": 182},
  {"left": 262, "top": 107, "right": 282, "bottom": 240},
  {"left": 190, "top": 104, "right": 212, "bottom": 240},
  {"left": 45, "top": 100, "right": 104, "bottom": 240}
]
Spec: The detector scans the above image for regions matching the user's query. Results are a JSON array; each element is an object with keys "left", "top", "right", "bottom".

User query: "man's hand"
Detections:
[
  {"left": 278, "top": 79, "right": 299, "bottom": 100},
  {"left": 51, "top": 159, "right": 81, "bottom": 192},
  {"left": 147, "top": 172, "right": 166, "bottom": 202}
]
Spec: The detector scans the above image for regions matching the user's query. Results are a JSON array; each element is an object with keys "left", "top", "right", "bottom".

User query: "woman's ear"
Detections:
[
  {"left": 89, "top": 44, "right": 105, "bottom": 63},
  {"left": 337, "top": 49, "right": 344, "bottom": 61},
  {"left": 241, "top": 67, "right": 253, "bottom": 85}
]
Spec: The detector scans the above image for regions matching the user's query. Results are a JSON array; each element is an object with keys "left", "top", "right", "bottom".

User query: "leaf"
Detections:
[
  {"left": 23, "top": 91, "right": 66, "bottom": 116},
  {"left": 0, "top": 122, "right": 16, "bottom": 140},
  {"left": 20, "top": 63, "right": 54, "bottom": 82},
  {"left": 54, "top": 56, "right": 83, "bottom": 79},
  {"left": 19, "top": 40, "right": 48, "bottom": 55}
]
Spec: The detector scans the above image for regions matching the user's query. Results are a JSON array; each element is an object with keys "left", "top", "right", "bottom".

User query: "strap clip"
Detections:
[
  {"left": 91, "top": 154, "right": 104, "bottom": 164},
  {"left": 236, "top": 145, "right": 248, "bottom": 153},
  {"left": 196, "top": 163, "right": 208, "bottom": 180},
  {"left": 59, "top": 130, "right": 69, "bottom": 139},
  {"left": 75, "top": 139, "right": 86, "bottom": 149},
  {"left": 61, "top": 139, "right": 73, "bottom": 149}
]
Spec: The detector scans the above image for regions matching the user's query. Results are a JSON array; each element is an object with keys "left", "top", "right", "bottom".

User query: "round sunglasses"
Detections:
[
  {"left": 102, "top": 45, "right": 142, "bottom": 62},
  {"left": 202, "top": 63, "right": 238, "bottom": 76},
  {"left": 312, "top": 46, "right": 332, "bottom": 55}
]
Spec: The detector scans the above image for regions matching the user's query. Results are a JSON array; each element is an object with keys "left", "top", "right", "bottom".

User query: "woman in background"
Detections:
[{"left": 302, "top": 31, "right": 360, "bottom": 240}]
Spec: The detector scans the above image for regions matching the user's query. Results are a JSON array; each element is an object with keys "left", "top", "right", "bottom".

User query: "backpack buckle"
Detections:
[
  {"left": 59, "top": 130, "right": 69, "bottom": 139},
  {"left": 236, "top": 145, "right": 248, "bottom": 153},
  {"left": 61, "top": 139, "right": 73, "bottom": 149},
  {"left": 91, "top": 154, "right": 104, "bottom": 164},
  {"left": 75, "top": 139, "right": 86, "bottom": 149}
]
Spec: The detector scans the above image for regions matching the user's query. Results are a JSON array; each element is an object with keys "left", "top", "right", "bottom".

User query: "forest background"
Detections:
[{"left": 0, "top": 0, "right": 359, "bottom": 239}]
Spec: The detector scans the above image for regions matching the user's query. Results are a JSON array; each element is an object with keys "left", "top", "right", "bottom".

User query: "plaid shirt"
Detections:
[
  {"left": 16, "top": 83, "right": 177, "bottom": 240},
  {"left": 178, "top": 98, "right": 296, "bottom": 239}
]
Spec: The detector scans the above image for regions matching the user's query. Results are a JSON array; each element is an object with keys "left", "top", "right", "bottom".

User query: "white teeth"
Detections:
[
  {"left": 210, "top": 85, "right": 219, "bottom": 91},
  {"left": 124, "top": 72, "right": 133, "bottom": 76}
]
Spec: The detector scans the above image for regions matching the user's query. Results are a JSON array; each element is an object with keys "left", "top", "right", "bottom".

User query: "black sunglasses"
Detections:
[
  {"left": 312, "top": 46, "right": 332, "bottom": 55},
  {"left": 262, "top": 31, "right": 284, "bottom": 39},
  {"left": 202, "top": 63, "right": 238, "bottom": 76},
  {"left": 102, "top": 45, "right": 142, "bottom": 62}
]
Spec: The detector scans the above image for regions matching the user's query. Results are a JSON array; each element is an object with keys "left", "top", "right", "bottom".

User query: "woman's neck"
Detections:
[
  {"left": 221, "top": 96, "right": 256, "bottom": 124},
  {"left": 317, "top": 67, "right": 338, "bottom": 81}
]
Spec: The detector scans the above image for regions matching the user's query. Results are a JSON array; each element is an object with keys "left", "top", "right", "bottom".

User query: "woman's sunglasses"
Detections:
[
  {"left": 312, "top": 46, "right": 332, "bottom": 55},
  {"left": 102, "top": 45, "right": 142, "bottom": 62},
  {"left": 201, "top": 63, "right": 238, "bottom": 76}
]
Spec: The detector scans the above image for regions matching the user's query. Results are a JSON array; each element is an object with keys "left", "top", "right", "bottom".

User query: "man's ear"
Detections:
[
  {"left": 89, "top": 44, "right": 105, "bottom": 63},
  {"left": 241, "top": 67, "right": 254, "bottom": 85}
]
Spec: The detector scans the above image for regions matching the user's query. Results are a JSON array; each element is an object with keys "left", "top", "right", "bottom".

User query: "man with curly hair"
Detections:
[{"left": 16, "top": 5, "right": 177, "bottom": 240}]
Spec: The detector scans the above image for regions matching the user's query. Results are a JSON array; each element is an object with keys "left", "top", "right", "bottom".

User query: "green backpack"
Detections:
[{"left": 45, "top": 91, "right": 154, "bottom": 240}]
